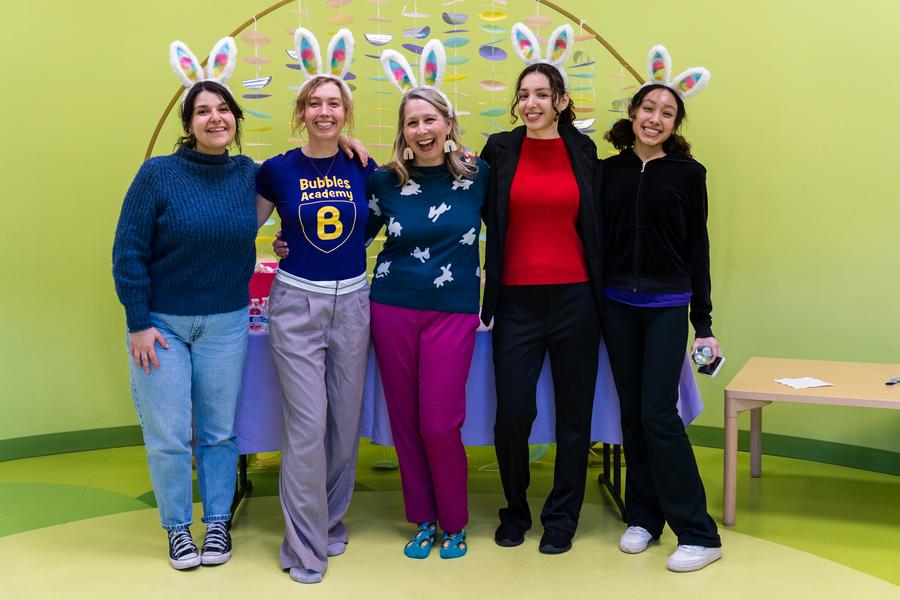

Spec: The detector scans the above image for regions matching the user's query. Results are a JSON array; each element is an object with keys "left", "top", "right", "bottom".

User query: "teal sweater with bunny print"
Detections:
[{"left": 366, "top": 160, "right": 488, "bottom": 314}]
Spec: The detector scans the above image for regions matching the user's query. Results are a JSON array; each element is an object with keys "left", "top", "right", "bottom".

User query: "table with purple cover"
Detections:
[{"left": 235, "top": 331, "right": 703, "bottom": 452}]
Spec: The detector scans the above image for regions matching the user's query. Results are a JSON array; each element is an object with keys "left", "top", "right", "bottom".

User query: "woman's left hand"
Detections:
[
  {"left": 338, "top": 135, "right": 370, "bottom": 166},
  {"left": 691, "top": 336, "right": 722, "bottom": 360},
  {"left": 272, "top": 229, "right": 289, "bottom": 258}
]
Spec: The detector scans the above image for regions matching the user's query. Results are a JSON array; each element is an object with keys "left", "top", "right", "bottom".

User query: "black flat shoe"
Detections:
[
  {"left": 494, "top": 521, "right": 527, "bottom": 547},
  {"left": 538, "top": 528, "right": 573, "bottom": 554}
]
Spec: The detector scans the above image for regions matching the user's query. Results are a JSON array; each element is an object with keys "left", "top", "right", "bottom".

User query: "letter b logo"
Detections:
[{"left": 317, "top": 206, "right": 342, "bottom": 240}]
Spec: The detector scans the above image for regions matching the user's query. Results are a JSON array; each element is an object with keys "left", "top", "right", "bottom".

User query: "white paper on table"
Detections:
[{"left": 774, "top": 377, "right": 834, "bottom": 389}]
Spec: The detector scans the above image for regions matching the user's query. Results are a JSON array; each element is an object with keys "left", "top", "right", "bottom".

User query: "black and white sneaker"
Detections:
[
  {"left": 201, "top": 522, "right": 232, "bottom": 565},
  {"left": 168, "top": 527, "right": 201, "bottom": 570}
]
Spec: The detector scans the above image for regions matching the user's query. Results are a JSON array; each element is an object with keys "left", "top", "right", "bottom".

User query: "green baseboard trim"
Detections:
[
  {"left": 1, "top": 424, "right": 898, "bottom": 476},
  {"left": 0, "top": 426, "right": 144, "bottom": 462},
  {"left": 687, "top": 425, "right": 900, "bottom": 476}
]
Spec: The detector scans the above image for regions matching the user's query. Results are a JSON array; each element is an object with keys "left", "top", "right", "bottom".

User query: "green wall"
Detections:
[{"left": 2, "top": 0, "right": 899, "bottom": 461}]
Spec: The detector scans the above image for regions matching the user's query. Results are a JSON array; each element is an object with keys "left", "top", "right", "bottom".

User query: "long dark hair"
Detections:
[
  {"left": 604, "top": 83, "right": 691, "bottom": 156},
  {"left": 509, "top": 62, "right": 575, "bottom": 126},
  {"left": 175, "top": 80, "right": 244, "bottom": 152}
]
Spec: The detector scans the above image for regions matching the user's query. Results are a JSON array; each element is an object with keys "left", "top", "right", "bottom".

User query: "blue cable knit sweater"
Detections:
[{"left": 112, "top": 146, "right": 258, "bottom": 332}]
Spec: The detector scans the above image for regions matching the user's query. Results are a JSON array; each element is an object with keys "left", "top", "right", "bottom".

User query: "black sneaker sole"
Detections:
[
  {"left": 494, "top": 526, "right": 527, "bottom": 547},
  {"left": 495, "top": 535, "right": 525, "bottom": 547},
  {"left": 538, "top": 541, "right": 572, "bottom": 554}
]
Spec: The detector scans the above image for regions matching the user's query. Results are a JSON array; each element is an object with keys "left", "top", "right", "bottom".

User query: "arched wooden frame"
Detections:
[{"left": 145, "top": 0, "right": 642, "bottom": 159}]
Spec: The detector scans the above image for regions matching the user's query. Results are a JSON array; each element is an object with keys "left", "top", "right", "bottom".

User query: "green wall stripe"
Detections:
[
  {"left": 0, "top": 426, "right": 144, "bottom": 462},
  {"left": 687, "top": 425, "right": 900, "bottom": 476},
  {"left": 1, "top": 425, "right": 898, "bottom": 476}
]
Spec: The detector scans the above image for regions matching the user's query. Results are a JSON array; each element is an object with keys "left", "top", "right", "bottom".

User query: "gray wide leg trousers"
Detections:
[{"left": 267, "top": 279, "right": 371, "bottom": 574}]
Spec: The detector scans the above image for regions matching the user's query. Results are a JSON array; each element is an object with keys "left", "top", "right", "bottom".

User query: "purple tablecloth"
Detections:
[{"left": 235, "top": 331, "right": 704, "bottom": 454}]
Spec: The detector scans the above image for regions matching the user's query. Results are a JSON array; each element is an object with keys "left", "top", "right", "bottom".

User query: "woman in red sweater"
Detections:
[{"left": 480, "top": 23, "right": 604, "bottom": 555}]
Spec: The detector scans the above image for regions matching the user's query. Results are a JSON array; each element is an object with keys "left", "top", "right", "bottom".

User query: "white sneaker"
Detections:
[
  {"left": 619, "top": 526, "right": 654, "bottom": 554},
  {"left": 666, "top": 545, "right": 722, "bottom": 572}
]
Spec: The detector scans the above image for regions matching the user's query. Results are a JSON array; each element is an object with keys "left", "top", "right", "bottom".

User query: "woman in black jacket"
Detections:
[
  {"left": 481, "top": 38, "right": 604, "bottom": 554},
  {"left": 601, "top": 45, "right": 722, "bottom": 572}
]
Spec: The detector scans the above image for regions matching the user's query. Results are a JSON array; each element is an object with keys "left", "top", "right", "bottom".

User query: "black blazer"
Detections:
[{"left": 480, "top": 123, "right": 604, "bottom": 325}]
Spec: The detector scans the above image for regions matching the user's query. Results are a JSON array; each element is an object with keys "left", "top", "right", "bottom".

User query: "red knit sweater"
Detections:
[{"left": 501, "top": 136, "right": 588, "bottom": 285}]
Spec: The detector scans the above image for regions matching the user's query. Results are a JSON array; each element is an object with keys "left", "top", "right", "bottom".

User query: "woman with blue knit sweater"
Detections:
[{"left": 112, "top": 55, "right": 257, "bottom": 570}]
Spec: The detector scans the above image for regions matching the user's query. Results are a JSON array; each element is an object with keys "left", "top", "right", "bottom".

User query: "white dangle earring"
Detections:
[
  {"left": 443, "top": 140, "right": 458, "bottom": 154},
  {"left": 403, "top": 147, "right": 415, "bottom": 161}
]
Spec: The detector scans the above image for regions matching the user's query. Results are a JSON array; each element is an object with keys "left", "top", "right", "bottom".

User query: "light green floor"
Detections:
[{"left": 0, "top": 443, "right": 898, "bottom": 590}]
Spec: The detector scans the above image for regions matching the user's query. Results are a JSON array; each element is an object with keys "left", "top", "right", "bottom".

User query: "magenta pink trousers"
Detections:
[{"left": 370, "top": 301, "right": 479, "bottom": 532}]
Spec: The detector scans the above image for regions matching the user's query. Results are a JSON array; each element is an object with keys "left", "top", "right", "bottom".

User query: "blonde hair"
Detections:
[
  {"left": 385, "top": 88, "right": 477, "bottom": 187},
  {"left": 292, "top": 76, "right": 354, "bottom": 139}
]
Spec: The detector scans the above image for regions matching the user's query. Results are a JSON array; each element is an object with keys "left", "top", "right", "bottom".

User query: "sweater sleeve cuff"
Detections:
[
  {"left": 694, "top": 324, "right": 714, "bottom": 339},
  {"left": 125, "top": 304, "right": 153, "bottom": 333}
]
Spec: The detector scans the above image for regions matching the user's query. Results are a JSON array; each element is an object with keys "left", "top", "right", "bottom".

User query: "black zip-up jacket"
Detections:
[
  {"left": 480, "top": 123, "right": 604, "bottom": 326},
  {"left": 602, "top": 148, "right": 713, "bottom": 338}
]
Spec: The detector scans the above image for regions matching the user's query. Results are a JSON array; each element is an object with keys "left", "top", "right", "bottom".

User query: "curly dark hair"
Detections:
[
  {"left": 604, "top": 84, "right": 691, "bottom": 156},
  {"left": 175, "top": 80, "right": 244, "bottom": 152},
  {"left": 509, "top": 62, "right": 575, "bottom": 126}
]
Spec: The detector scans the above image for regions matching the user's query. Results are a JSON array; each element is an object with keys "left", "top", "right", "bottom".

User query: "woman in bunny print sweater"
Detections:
[{"left": 364, "top": 42, "right": 489, "bottom": 561}]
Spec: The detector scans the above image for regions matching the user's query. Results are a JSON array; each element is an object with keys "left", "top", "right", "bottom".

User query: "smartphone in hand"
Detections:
[{"left": 697, "top": 355, "right": 725, "bottom": 377}]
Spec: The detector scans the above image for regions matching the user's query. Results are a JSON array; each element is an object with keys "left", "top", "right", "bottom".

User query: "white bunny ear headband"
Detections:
[
  {"left": 379, "top": 39, "right": 453, "bottom": 117},
  {"left": 509, "top": 23, "right": 574, "bottom": 91},
  {"left": 169, "top": 36, "right": 238, "bottom": 92},
  {"left": 643, "top": 44, "right": 710, "bottom": 99},
  {"left": 294, "top": 27, "right": 355, "bottom": 98}
]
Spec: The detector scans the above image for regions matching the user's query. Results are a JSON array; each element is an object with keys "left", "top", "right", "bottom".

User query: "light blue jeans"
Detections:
[{"left": 129, "top": 307, "right": 248, "bottom": 530}]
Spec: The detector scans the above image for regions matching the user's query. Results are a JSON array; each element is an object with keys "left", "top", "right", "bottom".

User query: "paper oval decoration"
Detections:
[
  {"left": 328, "top": 13, "right": 354, "bottom": 25},
  {"left": 444, "top": 37, "right": 470, "bottom": 48},
  {"left": 242, "top": 76, "right": 272, "bottom": 89},
  {"left": 478, "top": 11, "right": 507, "bottom": 22},
  {"left": 365, "top": 33, "right": 393, "bottom": 46},
  {"left": 403, "top": 26, "right": 430, "bottom": 39},
  {"left": 479, "top": 45, "right": 507, "bottom": 61},
  {"left": 443, "top": 12, "right": 468, "bottom": 25},
  {"left": 241, "top": 31, "right": 271, "bottom": 46},
  {"left": 480, "top": 80, "right": 507, "bottom": 91},
  {"left": 523, "top": 15, "right": 552, "bottom": 28}
]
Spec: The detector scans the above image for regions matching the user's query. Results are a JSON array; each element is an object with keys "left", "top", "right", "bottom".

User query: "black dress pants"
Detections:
[
  {"left": 601, "top": 299, "right": 720, "bottom": 547},
  {"left": 492, "top": 283, "right": 601, "bottom": 534}
]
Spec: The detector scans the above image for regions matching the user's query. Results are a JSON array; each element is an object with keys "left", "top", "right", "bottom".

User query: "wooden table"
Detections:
[{"left": 723, "top": 356, "right": 900, "bottom": 526}]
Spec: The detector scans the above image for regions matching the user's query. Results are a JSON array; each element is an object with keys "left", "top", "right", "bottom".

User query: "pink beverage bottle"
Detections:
[{"left": 249, "top": 298, "right": 263, "bottom": 332}]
